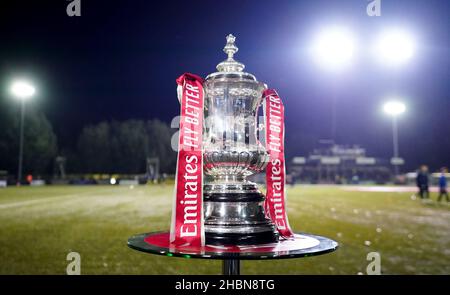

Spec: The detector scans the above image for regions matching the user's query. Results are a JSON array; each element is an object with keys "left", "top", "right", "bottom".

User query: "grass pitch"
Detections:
[{"left": 0, "top": 184, "right": 449, "bottom": 274}]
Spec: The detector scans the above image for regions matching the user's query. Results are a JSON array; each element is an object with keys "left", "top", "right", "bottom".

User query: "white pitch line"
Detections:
[
  {"left": 341, "top": 186, "right": 440, "bottom": 193},
  {"left": 0, "top": 188, "right": 118, "bottom": 210}
]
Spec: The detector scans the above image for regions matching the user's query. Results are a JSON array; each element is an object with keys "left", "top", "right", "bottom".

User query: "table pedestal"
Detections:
[
  {"left": 223, "top": 259, "right": 240, "bottom": 275},
  {"left": 128, "top": 232, "right": 338, "bottom": 275}
]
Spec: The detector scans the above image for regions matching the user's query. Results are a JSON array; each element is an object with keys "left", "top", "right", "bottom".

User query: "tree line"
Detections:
[{"left": 0, "top": 102, "right": 176, "bottom": 177}]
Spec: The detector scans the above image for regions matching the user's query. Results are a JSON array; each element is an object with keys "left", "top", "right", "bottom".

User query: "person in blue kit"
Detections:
[
  {"left": 438, "top": 167, "right": 449, "bottom": 202},
  {"left": 416, "top": 165, "right": 430, "bottom": 199}
]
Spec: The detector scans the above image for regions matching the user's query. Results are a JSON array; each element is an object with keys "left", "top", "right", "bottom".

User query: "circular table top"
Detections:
[{"left": 128, "top": 231, "right": 338, "bottom": 260}]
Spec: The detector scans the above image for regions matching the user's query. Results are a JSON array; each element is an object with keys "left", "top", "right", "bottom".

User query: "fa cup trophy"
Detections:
[
  {"left": 128, "top": 34, "right": 338, "bottom": 274},
  {"left": 171, "top": 34, "right": 293, "bottom": 246},
  {"left": 201, "top": 35, "right": 278, "bottom": 245}
]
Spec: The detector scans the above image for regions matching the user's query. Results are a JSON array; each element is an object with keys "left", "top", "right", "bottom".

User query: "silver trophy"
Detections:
[{"left": 202, "top": 34, "right": 278, "bottom": 245}]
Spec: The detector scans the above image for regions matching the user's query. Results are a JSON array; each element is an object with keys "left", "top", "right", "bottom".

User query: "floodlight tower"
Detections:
[
  {"left": 10, "top": 80, "right": 36, "bottom": 186},
  {"left": 383, "top": 100, "right": 406, "bottom": 175},
  {"left": 311, "top": 26, "right": 356, "bottom": 140},
  {"left": 374, "top": 29, "right": 415, "bottom": 66},
  {"left": 375, "top": 28, "right": 414, "bottom": 176}
]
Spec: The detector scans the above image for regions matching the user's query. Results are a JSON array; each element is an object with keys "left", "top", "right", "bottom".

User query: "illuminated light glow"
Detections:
[
  {"left": 374, "top": 29, "right": 415, "bottom": 65},
  {"left": 110, "top": 177, "right": 117, "bottom": 185},
  {"left": 10, "top": 80, "right": 36, "bottom": 100},
  {"left": 383, "top": 101, "right": 406, "bottom": 116},
  {"left": 311, "top": 26, "right": 355, "bottom": 71}
]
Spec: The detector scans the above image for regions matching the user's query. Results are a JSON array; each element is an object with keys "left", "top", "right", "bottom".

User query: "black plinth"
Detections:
[
  {"left": 203, "top": 191, "right": 279, "bottom": 245},
  {"left": 205, "top": 230, "right": 279, "bottom": 246},
  {"left": 127, "top": 231, "right": 338, "bottom": 275}
]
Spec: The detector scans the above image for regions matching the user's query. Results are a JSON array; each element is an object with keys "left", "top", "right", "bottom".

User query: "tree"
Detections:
[
  {"left": 23, "top": 112, "right": 58, "bottom": 175},
  {"left": 146, "top": 119, "right": 176, "bottom": 173},
  {"left": 76, "top": 119, "right": 175, "bottom": 174},
  {"left": 77, "top": 121, "right": 112, "bottom": 173},
  {"left": 110, "top": 120, "right": 148, "bottom": 173},
  {"left": 0, "top": 100, "right": 57, "bottom": 176}
]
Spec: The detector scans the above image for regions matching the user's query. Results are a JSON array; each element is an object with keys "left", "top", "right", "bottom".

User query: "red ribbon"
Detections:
[
  {"left": 170, "top": 73, "right": 205, "bottom": 247},
  {"left": 263, "top": 89, "right": 295, "bottom": 239}
]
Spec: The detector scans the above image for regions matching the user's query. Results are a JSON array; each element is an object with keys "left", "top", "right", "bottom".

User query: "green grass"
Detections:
[{"left": 0, "top": 185, "right": 449, "bottom": 274}]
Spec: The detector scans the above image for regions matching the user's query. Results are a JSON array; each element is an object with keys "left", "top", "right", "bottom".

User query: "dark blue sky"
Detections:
[{"left": 1, "top": 0, "right": 449, "bottom": 170}]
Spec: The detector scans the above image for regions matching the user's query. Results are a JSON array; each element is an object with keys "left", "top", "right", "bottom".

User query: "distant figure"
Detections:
[
  {"left": 416, "top": 165, "right": 429, "bottom": 199},
  {"left": 438, "top": 167, "right": 449, "bottom": 202}
]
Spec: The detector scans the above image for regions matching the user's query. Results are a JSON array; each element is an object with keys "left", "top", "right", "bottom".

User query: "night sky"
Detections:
[{"left": 1, "top": 0, "right": 449, "bottom": 171}]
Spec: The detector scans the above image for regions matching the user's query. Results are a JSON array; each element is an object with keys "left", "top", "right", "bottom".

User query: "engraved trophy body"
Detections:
[{"left": 203, "top": 35, "right": 278, "bottom": 245}]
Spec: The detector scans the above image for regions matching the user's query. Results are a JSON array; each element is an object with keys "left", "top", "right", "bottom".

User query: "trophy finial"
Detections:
[
  {"left": 226, "top": 34, "right": 236, "bottom": 43},
  {"left": 224, "top": 34, "right": 238, "bottom": 59},
  {"left": 216, "top": 34, "right": 245, "bottom": 72}
]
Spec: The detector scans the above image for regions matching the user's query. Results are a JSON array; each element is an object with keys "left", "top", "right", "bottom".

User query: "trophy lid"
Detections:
[{"left": 206, "top": 34, "right": 257, "bottom": 82}]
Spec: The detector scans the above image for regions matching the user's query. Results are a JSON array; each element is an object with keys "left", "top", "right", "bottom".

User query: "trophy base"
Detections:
[
  {"left": 204, "top": 188, "right": 279, "bottom": 246},
  {"left": 205, "top": 229, "right": 279, "bottom": 246}
]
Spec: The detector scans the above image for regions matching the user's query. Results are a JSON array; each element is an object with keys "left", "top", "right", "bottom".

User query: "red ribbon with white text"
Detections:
[
  {"left": 263, "top": 89, "right": 295, "bottom": 239},
  {"left": 170, "top": 73, "right": 205, "bottom": 247}
]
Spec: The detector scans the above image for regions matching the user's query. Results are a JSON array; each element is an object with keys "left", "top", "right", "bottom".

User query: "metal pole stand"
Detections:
[{"left": 222, "top": 259, "right": 240, "bottom": 275}]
